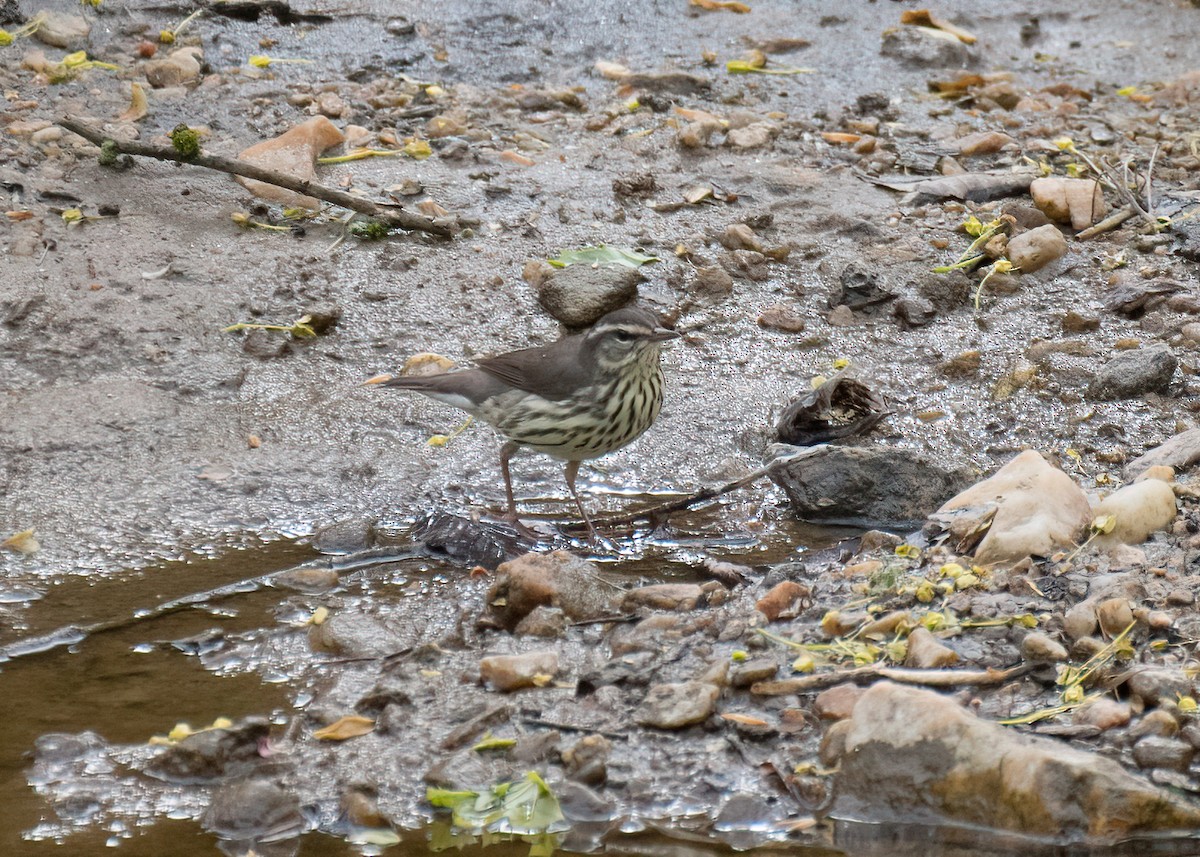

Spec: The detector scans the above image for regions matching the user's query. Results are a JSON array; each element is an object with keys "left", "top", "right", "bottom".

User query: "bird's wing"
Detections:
[{"left": 476, "top": 334, "right": 595, "bottom": 400}]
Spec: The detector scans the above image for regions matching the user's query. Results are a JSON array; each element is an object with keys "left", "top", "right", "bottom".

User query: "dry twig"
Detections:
[{"left": 58, "top": 118, "right": 456, "bottom": 238}]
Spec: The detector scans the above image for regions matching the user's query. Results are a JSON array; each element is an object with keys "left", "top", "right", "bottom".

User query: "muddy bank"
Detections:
[{"left": 6, "top": 0, "right": 1200, "bottom": 854}]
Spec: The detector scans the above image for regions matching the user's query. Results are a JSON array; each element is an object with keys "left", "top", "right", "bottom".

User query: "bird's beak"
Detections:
[{"left": 649, "top": 327, "right": 681, "bottom": 342}]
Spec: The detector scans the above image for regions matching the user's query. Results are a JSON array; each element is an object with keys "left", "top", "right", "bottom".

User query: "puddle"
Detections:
[{"left": 0, "top": 503, "right": 866, "bottom": 856}]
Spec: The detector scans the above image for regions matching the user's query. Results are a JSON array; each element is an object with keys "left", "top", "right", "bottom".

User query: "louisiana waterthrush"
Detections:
[{"left": 370, "top": 305, "right": 679, "bottom": 540}]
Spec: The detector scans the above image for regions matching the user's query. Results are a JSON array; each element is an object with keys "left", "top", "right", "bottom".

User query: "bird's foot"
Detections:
[{"left": 499, "top": 510, "right": 543, "bottom": 542}]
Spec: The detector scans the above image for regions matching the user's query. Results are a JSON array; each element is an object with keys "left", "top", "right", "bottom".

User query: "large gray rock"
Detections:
[
  {"left": 830, "top": 682, "right": 1200, "bottom": 839},
  {"left": 533, "top": 264, "right": 641, "bottom": 328},
  {"left": 1088, "top": 344, "right": 1177, "bottom": 400},
  {"left": 768, "top": 445, "right": 972, "bottom": 528},
  {"left": 1125, "top": 427, "right": 1200, "bottom": 479}
]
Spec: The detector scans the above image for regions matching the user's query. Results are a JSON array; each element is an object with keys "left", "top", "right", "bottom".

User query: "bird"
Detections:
[{"left": 368, "top": 305, "right": 679, "bottom": 542}]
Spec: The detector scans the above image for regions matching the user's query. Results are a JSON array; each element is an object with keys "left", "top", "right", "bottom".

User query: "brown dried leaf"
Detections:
[
  {"left": 313, "top": 715, "right": 375, "bottom": 741},
  {"left": 2, "top": 528, "right": 39, "bottom": 555},
  {"left": 690, "top": 0, "right": 751, "bottom": 12},
  {"left": 900, "top": 9, "right": 977, "bottom": 44},
  {"left": 118, "top": 82, "right": 148, "bottom": 122},
  {"left": 721, "top": 713, "right": 769, "bottom": 727}
]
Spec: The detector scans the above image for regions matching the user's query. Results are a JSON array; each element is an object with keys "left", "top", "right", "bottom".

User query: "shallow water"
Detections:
[{"left": 0, "top": 505, "right": 857, "bottom": 857}]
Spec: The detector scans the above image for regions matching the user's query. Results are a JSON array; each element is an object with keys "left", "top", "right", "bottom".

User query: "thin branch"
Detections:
[
  {"left": 1146, "top": 143, "right": 1160, "bottom": 215},
  {"left": 58, "top": 118, "right": 456, "bottom": 238},
  {"left": 1076, "top": 205, "right": 1136, "bottom": 240},
  {"left": 750, "top": 663, "right": 1029, "bottom": 695},
  {"left": 563, "top": 462, "right": 775, "bottom": 532}
]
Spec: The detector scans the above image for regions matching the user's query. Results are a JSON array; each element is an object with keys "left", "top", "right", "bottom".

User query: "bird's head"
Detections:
[{"left": 585, "top": 306, "right": 680, "bottom": 372}]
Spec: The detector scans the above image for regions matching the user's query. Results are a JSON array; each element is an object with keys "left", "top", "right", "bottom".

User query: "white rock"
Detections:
[
  {"left": 931, "top": 450, "right": 1091, "bottom": 565},
  {"left": 1092, "top": 475, "right": 1177, "bottom": 548},
  {"left": 478, "top": 651, "right": 559, "bottom": 692}
]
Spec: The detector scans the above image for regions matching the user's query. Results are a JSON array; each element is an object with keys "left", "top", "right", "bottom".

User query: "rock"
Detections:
[
  {"left": 833, "top": 262, "right": 892, "bottom": 310},
  {"left": 1087, "top": 344, "right": 1177, "bottom": 400},
  {"left": 1020, "top": 631, "right": 1068, "bottom": 663},
  {"left": 1073, "top": 698, "right": 1132, "bottom": 731},
  {"left": 315, "top": 91, "right": 346, "bottom": 118},
  {"left": 514, "top": 606, "right": 567, "bottom": 637},
  {"left": 623, "top": 71, "right": 711, "bottom": 94},
  {"left": 611, "top": 172, "right": 658, "bottom": 199},
  {"left": 479, "top": 651, "right": 559, "bottom": 692},
  {"left": 691, "top": 265, "right": 733, "bottom": 300},
  {"left": 954, "top": 131, "right": 1017, "bottom": 156},
  {"left": 33, "top": 12, "right": 90, "bottom": 50},
  {"left": 814, "top": 684, "right": 864, "bottom": 721},
  {"left": 1131, "top": 709, "right": 1181, "bottom": 739},
  {"left": 1062, "top": 310, "right": 1101, "bottom": 333},
  {"left": 903, "top": 627, "right": 959, "bottom": 668},
  {"left": 1095, "top": 597, "right": 1135, "bottom": 637},
  {"left": 201, "top": 778, "right": 305, "bottom": 842},
  {"left": 1133, "top": 737, "right": 1194, "bottom": 772},
  {"left": 533, "top": 264, "right": 641, "bottom": 328},
  {"left": 637, "top": 681, "right": 720, "bottom": 729},
  {"left": 481, "top": 551, "right": 618, "bottom": 629},
  {"left": 678, "top": 119, "right": 723, "bottom": 148},
  {"left": 730, "top": 658, "right": 779, "bottom": 688},
  {"left": 1125, "top": 428, "right": 1200, "bottom": 479},
  {"left": 757, "top": 304, "right": 807, "bottom": 333},
  {"left": 726, "top": 122, "right": 779, "bottom": 149},
  {"left": 1030, "top": 177, "right": 1108, "bottom": 230},
  {"left": 819, "top": 719, "right": 852, "bottom": 767},
  {"left": 426, "top": 112, "right": 468, "bottom": 137},
  {"left": 832, "top": 682, "right": 1200, "bottom": 838},
  {"left": 31, "top": 126, "right": 63, "bottom": 145},
  {"left": 307, "top": 609, "right": 406, "bottom": 658},
  {"left": 880, "top": 25, "right": 974, "bottom": 68},
  {"left": 274, "top": 567, "right": 340, "bottom": 593},
  {"left": 893, "top": 294, "right": 936, "bottom": 327},
  {"left": 755, "top": 581, "right": 811, "bottom": 621},
  {"left": 562, "top": 734, "right": 611, "bottom": 785},
  {"left": 236, "top": 116, "right": 346, "bottom": 209},
  {"left": 1063, "top": 602, "right": 1098, "bottom": 641},
  {"left": 143, "top": 47, "right": 204, "bottom": 89},
  {"left": 145, "top": 719, "right": 270, "bottom": 783},
  {"left": 1006, "top": 224, "right": 1067, "bottom": 273},
  {"left": 621, "top": 583, "right": 705, "bottom": 612},
  {"left": 939, "top": 350, "right": 981, "bottom": 379},
  {"left": 1126, "top": 669, "right": 1192, "bottom": 707},
  {"left": 1092, "top": 477, "right": 1177, "bottom": 548},
  {"left": 721, "top": 223, "right": 763, "bottom": 252},
  {"left": 931, "top": 450, "right": 1091, "bottom": 565},
  {"left": 771, "top": 445, "right": 972, "bottom": 529}
]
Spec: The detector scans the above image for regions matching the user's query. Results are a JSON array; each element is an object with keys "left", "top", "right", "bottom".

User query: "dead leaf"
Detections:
[
  {"left": 857, "top": 169, "right": 1036, "bottom": 204},
  {"left": 900, "top": 9, "right": 977, "bottom": 44},
  {"left": 594, "top": 60, "right": 630, "bottom": 80},
  {"left": 118, "top": 82, "right": 148, "bottom": 122},
  {"left": 2, "top": 528, "right": 39, "bottom": 555},
  {"left": 673, "top": 105, "right": 725, "bottom": 125},
  {"left": 690, "top": 0, "right": 751, "bottom": 12},
  {"left": 500, "top": 149, "right": 535, "bottom": 167},
  {"left": 313, "top": 715, "right": 375, "bottom": 741},
  {"left": 928, "top": 73, "right": 986, "bottom": 95},
  {"left": 416, "top": 198, "right": 449, "bottom": 217},
  {"left": 720, "top": 713, "right": 769, "bottom": 727},
  {"left": 822, "top": 132, "right": 861, "bottom": 145}
]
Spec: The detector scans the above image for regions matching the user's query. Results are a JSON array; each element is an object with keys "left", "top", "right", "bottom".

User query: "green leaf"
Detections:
[
  {"left": 472, "top": 735, "right": 517, "bottom": 752},
  {"left": 546, "top": 244, "right": 659, "bottom": 269},
  {"left": 425, "top": 771, "right": 564, "bottom": 836}
]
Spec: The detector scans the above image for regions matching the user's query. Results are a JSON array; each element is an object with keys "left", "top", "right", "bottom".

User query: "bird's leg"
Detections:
[
  {"left": 498, "top": 441, "right": 537, "bottom": 539},
  {"left": 563, "top": 459, "right": 601, "bottom": 545}
]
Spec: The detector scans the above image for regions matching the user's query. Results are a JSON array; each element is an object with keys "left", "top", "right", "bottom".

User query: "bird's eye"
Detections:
[{"left": 612, "top": 330, "right": 635, "bottom": 342}]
